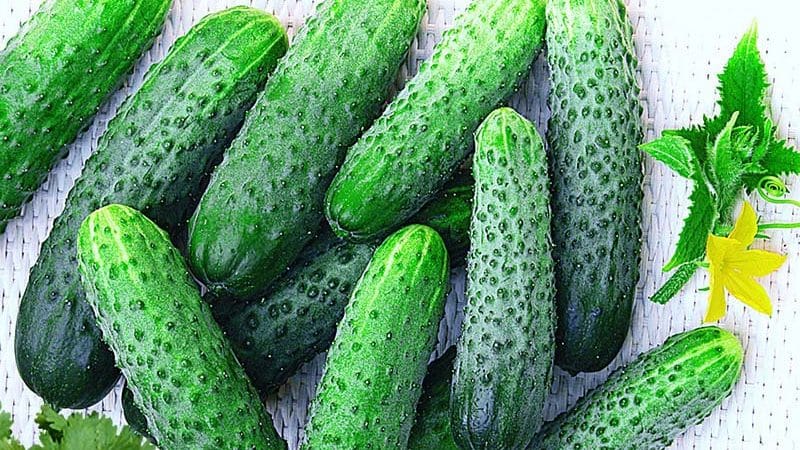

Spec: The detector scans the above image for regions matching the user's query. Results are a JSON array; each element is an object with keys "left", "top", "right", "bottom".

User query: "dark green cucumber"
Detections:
[
  {"left": 122, "top": 384, "right": 154, "bottom": 443},
  {"left": 301, "top": 225, "right": 449, "bottom": 449},
  {"left": 15, "top": 7, "right": 287, "bottom": 409},
  {"left": 324, "top": 0, "right": 547, "bottom": 242},
  {"left": 407, "top": 348, "right": 459, "bottom": 450},
  {"left": 0, "top": 0, "right": 172, "bottom": 231},
  {"left": 451, "top": 108, "right": 555, "bottom": 449},
  {"left": 215, "top": 177, "right": 473, "bottom": 392},
  {"left": 532, "top": 326, "right": 744, "bottom": 449},
  {"left": 187, "top": 0, "right": 426, "bottom": 301},
  {"left": 546, "top": 0, "right": 644, "bottom": 374},
  {"left": 77, "top": 205, "right": 285, "bottom": 450}
]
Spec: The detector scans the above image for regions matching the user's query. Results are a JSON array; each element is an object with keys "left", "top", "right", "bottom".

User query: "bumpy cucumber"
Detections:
[
  {"left": 546, "top": 0, "right": 644, "bottom": 373},
  {"left": 324, "top": 0, "right": 547, "bottom": 242},
  {"left": 77, "top": 205, "right": 285, "bottom": 450},
  {"left": 407, "top": 348, "right": 459, "bottom": 450},
  {"left": 301, "top": 225, "right": 449, "bottom": 449},
  {"left": 0, "top": 0, "right": 172, "bottom": 231},
  {"left": 187, "top": 0, "right": 426, "bottom": 301},
  {"left": 15, "top": 7, "right": 287, "bottom": 409},
  {"left": 533, "top": 326, "right": 744, "bottom": 449},
  {"left": 122, "top": 384, "right": 154, "bottom": 443},
  {"left": 451, "top": 108, "right": 555, "bottom": 449},
  {"left": 215, "top": 177, "right": 473, "bottom": 392}
]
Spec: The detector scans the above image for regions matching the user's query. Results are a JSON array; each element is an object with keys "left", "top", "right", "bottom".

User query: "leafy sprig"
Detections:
[
  {"left": 0, "top": 403, "right": 152, "bottom": 450},
  {"left": 642, "top": 23, "right": 800, "bottom": 304}
]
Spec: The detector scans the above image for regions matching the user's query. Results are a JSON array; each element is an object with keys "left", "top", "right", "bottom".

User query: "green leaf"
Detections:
[
  {"left": 760, "top": 138, "right": 800, "bottom": 177},
  {"left": 0, "top": 407, "right": 25, "bottom": 450},
  {"left": 663, "top": 178, "right": 717, "bottom": 271},
  {"left": 650, "top": 262, "right": 699, "bottom": 304},
  {"left": 640, "top": 135, "right": 696, "bottom": 179},
  {"left": 32, "top": 406, "right": 154, "bottom": 450},
  {"left": 706, "top": 114, "right": 755, "bottom": 223},
  {"left": 664, "top": 126, "right": 710, "bottom": 164},
  {"left": 717, "top": 22, "right": 769, "bottom": 131}
]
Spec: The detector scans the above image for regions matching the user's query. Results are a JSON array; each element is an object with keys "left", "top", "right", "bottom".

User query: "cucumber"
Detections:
[
  {"left": 532, "top": 326, "right": 744, "bottom": 449},
  {"left": 122, "top": 384, "right": 154, "bottom": 443},
  {"left": 324, "top": 0, "right": 547, "bottom": 242},
  {"left": 215, "top": 177, "right": 473, "bottom": 392},
  {"left": 77, "top": 204, "right": 285, "bottom": 450},
  {"left": 187, "top": 0, "right": 426, "bottom": 301},
  {"left": 15, "top": 7, "right": 288, "bottom": 409},
  {"left": 301, "top": 225, "right": 449, "bottom": 449},
  {"left": 451, "top": 108, "right": 555, "bottom": 449},
  {"left": 0, "top": 0, "right": 172, "bottom": 231},
  {"left": 545, "top": 0, "right": 644, "bottom": 373},
  {"left": 407, "top": 348, "right": 459, "bottom": 450}
]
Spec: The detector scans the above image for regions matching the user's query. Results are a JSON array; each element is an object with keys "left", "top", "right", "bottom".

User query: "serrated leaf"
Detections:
[
  {"left": 0, "top": 407, "right": 25, "bottom": 450},
  {"left": 31, "top": 406, "right": 154, "bottom": 450},
  {"left": 706, "top": 114, "right": 754, "bottom": 223},
  {"left": 717, "top": 22, "right": 769, "bottom": 131},
  {"left": 760, "top": 139, "right": 800, "bottom": 177},
  {"left": 650, "top": 262, "right": 699, "bottom": 304},
  {"left": 640, "top": 135, "right": 696, "bottom": 178},
  {"left": 664, "top": 126, "right": 710, "bottom": 164},
  {"left": 664, "top": 179, "right": 717, "bottom": 271}
]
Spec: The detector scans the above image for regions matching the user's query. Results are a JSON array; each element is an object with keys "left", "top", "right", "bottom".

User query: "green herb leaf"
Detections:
[
  {"left": 31, "top": 406, "right": 153, "bottom": 450},
  {"left": 651, "top": 262, "right": 699, "bottom": 304},
  {"left": 0, "top": 406, "right": 26, "bottom": 450},
  {"left": 717, "top": 23, "right": 769, "bottom": 131},
  {"left": 706, "top": 114, "right": 756, "bottom": 222},
  {"left": 640, "top": 135, "right": 696, "bottom": 179},
  {"left": 664, "top": 178, "right": 716, "bottom": 271}
]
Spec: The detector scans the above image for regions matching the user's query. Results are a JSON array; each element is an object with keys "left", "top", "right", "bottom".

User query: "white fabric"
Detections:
[{"left": 1, "top": 0, "right": 798, "bottom": 448}]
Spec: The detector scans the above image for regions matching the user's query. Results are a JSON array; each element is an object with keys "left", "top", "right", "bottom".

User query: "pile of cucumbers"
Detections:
[{"left": 2, "top": 0, "right": 745, "bottom": 448}]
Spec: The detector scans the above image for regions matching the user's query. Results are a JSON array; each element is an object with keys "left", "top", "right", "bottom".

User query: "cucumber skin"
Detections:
[
  {"left": 0, "top": 0, "right": 172, "bottom": 231},
  {"left": 122, "top": 384, "right": 155, "bottom": 444},
  {"left": 451, "top": 108, "right": 555, "bottom": 450},
  {"left": 77, "top": 205, "right": 285, "bottom": 450},
  {"left": 14, "top": 7, "right": 288, "bottom": 409},
  {"left": 215, "top": 178, "right": 473, "bottom": 393},
  {"left": 407, "top": 348, "right": 459, "bottom": 450},
  {"left": 324, "top": 0, "right": 547, "bottom": 242},
  {"left": 187, "top": 0, "right": 427, "bottom": 301},
  {"left": 546, "top": 0, "right": 644, "bottom": 374},
  {"left": 302, "top": 225, "right": 449, "bottom": 449},
  {"left": 532, "top": 326, "right": 744, "bottom": 449}
]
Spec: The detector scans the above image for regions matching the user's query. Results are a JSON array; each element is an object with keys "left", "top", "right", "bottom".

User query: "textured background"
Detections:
[{"left": 1, "top": 0, "right": 798, "bottom": 448}]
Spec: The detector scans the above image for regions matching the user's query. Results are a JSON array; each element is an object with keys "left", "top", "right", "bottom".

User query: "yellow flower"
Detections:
[{"left": 704, "top": 201, "right": 787, "bottom": 322}]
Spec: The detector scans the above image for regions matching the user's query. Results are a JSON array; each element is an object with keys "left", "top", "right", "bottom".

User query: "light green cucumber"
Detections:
[
  {"left": 301, "top": 225, "right": 449, "bottom": 449},
  {"left": 546, "top": 0, "right": 644, "bottom": 374},
  {"left": 451, "top": 108, "right": 555, "bottom": 449},
  {"left": 77, "top": 205, "right": 285, "bottom": 449},
  {"left": 532, "top": 326, "right": 744, "bottom": 449},
  {"left": 0, "top": 0, "right": 172, "bottom": 231},
  {"left": 187, "top": 0, "right": 427, "bottom": 301},
  {"left": 324, "top": 0, "right": 547, "bottom": 242}
]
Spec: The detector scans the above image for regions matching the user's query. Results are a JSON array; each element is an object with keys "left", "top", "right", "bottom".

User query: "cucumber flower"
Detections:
[{"left": 704, "top": 201, "right": 786, "bottom": 322}]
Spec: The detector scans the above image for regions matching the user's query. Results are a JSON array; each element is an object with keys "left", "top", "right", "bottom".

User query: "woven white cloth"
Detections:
[{"left": 1, "top": 0, "right": 798, "bottom": 448}]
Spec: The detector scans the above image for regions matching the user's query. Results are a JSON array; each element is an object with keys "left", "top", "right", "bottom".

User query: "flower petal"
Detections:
[
  {"left": 726, "top": 249, "right": 787, "bottom": 277},
  {"left": 706, "top": 234, "right": 741, "bottom": 266},
  {"left": 728, "top": 201, "right": 758, "bottom": 246},
  {"left": 723, "top": 272, "right": 773, "bottom": 316},
  {"left": 704, "top": 268, "right": 727, "bottom": 323}
]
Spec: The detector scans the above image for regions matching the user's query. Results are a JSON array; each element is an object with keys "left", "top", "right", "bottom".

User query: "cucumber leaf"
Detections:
[
  {"left": 716, "top": 23, "right": 769, "bottom": 131},
  {"left": 640, "top": 135, "right": 696, "bottom": 179},
  {"left": 663, "top": 178, "right": 716, "bottom": 272}
]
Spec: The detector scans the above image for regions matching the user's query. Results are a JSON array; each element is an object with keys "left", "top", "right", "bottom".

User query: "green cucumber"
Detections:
[
  {"left": 451, "top": 108, "right": 555, "bottom": 449},
  {"left": 122, "top": 384, "right": 154, "bottom": 443},
  {"left": 77, "top": 204, "right": 285, "bottom": 450},
  {"left": 15, "top": 7, "right": 287, "bottom": 409},
  {"left": 324, "top": 0, "right": 547, "bottom": 242},
  {"left": 532, "top": 326, "right": 744, "bottom": 449},
  {"left": 301, "top": 225, "right": 449, "bottom": 449},
  {"left": 546, "top": 0, "right": 644, "bottom": 373},
  {"left": 0, "top": 0, "right": 172, "bottom": 231},
  {"left": 215, "top": 177, "right": 473, "bottom": 392},
  {"left": 187, "top": 0, "right": 426, "bottom": 301},
  {"left": 407, "top": 348, "right": 459, "bottom": 450}
]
